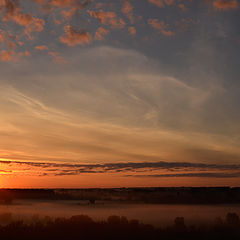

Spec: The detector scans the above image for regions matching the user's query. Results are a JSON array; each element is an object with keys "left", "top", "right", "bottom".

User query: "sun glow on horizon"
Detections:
[{"left": 0, "top": 0, "right": 239, "bottom": 187}]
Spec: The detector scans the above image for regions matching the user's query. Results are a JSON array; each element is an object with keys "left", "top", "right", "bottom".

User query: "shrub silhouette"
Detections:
[
  {"left": 0, "top": 213, "right": 239, "bottom": 240},
  {"left": 174, "top": 217, "right": 186, "bottom": 231},
  {"left": 226, "top": 212, "right": 240, "bottom": 226}
]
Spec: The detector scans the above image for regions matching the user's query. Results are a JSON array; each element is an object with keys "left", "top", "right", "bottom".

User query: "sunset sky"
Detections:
[{"left": 0, "top": 0, "right": 240, "bottom": 188}]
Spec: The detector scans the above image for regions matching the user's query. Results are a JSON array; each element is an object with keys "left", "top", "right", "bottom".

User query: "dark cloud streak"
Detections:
[
  {"left": 1, "top": 159, "right": 240, "bottom": 178},
  {"left": 127, "top": 172, "right": 240, "bottom": 178}
]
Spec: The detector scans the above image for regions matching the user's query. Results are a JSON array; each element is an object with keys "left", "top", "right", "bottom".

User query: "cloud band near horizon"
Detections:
[{"left": 1, "top": 159, "right": 240, "bottom": 178}]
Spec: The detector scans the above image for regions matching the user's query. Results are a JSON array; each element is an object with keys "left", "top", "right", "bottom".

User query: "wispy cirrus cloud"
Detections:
[{"left": 0, "top": 46, "right": 238, "bottom": 172}]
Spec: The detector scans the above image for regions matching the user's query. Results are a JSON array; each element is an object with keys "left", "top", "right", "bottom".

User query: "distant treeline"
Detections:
[
  {"left": 1, "top": 187, "right": 240, "bottom": 204},
  {"left": 1, "top": 212, "right": 240, "bottom": 240}
]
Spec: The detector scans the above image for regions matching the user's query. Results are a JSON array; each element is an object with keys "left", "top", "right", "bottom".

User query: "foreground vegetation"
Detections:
[{"left": 0, "top": 212, "right": 240, "bottom": 240}]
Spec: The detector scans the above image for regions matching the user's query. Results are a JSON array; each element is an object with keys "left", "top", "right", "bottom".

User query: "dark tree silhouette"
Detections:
[{"left": 0, "top": 213, "right": 239, "bottom": 240}]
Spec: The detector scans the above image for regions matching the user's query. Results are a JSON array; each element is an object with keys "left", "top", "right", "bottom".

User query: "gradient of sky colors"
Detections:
[{"left": 0, "top": 0, "right": 240, "bottom": 188}]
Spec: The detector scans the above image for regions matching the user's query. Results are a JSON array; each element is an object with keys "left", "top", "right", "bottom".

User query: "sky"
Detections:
[{"left": 0, "top": 0, "right": 240, "bottom": 188}]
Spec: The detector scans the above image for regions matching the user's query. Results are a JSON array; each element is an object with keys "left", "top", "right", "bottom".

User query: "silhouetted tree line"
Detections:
[
  {"left": 0, "top": 212, "right": 240, "bottom": 240},
  {"left": 1, "top": 187, "right": 240, "bottom": 204}
]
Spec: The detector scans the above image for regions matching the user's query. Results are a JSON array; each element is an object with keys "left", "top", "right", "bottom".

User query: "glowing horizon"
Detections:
[{"left": 0, "top": 0, "right": 240, "bottom": 188}]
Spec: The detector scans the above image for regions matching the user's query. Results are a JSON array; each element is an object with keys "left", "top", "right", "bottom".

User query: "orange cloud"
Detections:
[
  {"left": 13, "top": 14, "right": 45, "bottom": 35},
  {"left": 95, "top": 27, "right": 109, "bottom": 41},
  {"left": 0, "top": 50, "right": 17, "bottom": 62},
  {"left": 88, "top": 10, "right": 116, "bottom": 24},
  {"left": 128, "top": 26, "right": 136, "bottom": 36},
  {"left": 109, "top": 18, "right": 126, "bottom": 29},
  {"left": 61, "top": 8, "right": 75, "bottom": 20},
  {"left": 178, "top": 3, "right": 188, "bottom": 12},
  {"left": 18, "top": 50, "right": 31, "bottom": 57},
  {"left": 88, "top": 10, "right": 126, "bottom": 29},
  {"left": 122, "top": 1, "right": 134, "bottom": 23},
  {"left": 0, "top": 0, "right": 45, "bottom": 38},
  {"left": 48, "top": 51, "right": 66, "bottom": 63},
  {"left": 165, "top": 0, "right": 174, "bottom": 5},
  {"left": 149, "top": 0, "right": 174, "bottom": 7},
  {"left": 24, "top": 50, "right": 31, "bottom": 56},
  {"left": 213, "top": 0, "right": 238, "bottom": 10},
  {"left": 0, "top": 49, "right": 29, "bottom": 62},
  {"left": 35, "top": 45, "right": 49, "bottom": 50},
  {"left": 148, "top": 19, "right": 175, "bottom": 36},
  {"left": 34, "top": 0, "right": 47, "bottom": 3},
  {"left": 34, "top": 0, "right": 92, "bottom": 14},
  {"left": 50, "top": 0, "right": 89, "bottom": 8},
  {"left": 149, "top": 0, "right": 164, "bottom": 7},
  {"left": 60, "top": 25, "right": 92, "bottom": 46},
  {"left": 0, "top": 30, "right": 15, "bottom": 49}
]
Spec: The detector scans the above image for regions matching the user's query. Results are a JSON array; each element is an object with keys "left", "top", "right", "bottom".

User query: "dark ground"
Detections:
[
  {"left": 0, "top": 212, "right": 240, "bottom": 240},
  {"left": 0, "top": 187, "right": 240, "bottom": 204}
]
